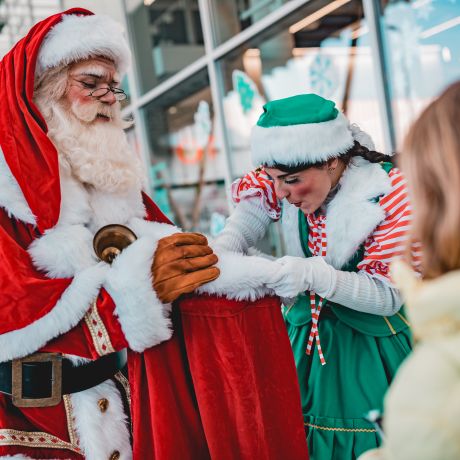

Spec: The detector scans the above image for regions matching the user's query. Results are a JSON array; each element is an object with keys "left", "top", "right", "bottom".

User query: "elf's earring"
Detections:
[{"left": 328, "top": 167, "right": 335, "bottom": 173}]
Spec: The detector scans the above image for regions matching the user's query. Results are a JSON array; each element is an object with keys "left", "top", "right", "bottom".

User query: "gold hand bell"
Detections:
[{"left": 93, "top": 224, "right": 137, "bottom": 264}]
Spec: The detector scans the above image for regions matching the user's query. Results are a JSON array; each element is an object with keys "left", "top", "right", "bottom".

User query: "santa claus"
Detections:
[{"left": 0, "top": 8, "right": 308, "bottom": 460}]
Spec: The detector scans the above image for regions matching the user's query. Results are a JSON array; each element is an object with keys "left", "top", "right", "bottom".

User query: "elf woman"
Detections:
[{"left": 214, "top": 94, "right": 417, "bottom": 459}]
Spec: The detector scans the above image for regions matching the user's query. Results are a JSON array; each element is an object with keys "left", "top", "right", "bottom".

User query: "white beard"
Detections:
[{"left": 36, "top": 97, "right": 144, "bottom": 194}]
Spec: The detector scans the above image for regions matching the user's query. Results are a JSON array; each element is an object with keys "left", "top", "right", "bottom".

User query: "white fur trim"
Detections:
[
  {"left": 325, "top": 157, "right": 392, "bottom": 269},
  {"left": 197, "top": 251, "right": 276, "bottom": 301},
  {"left": 71, "top": 380, "right": 131, "bottom": 460},
  {"left": 0, "top": 456, "right": 36, "bottom": 459},
  {"left": 28, "top": 224, "right": 98, "bottom": 278},
  {"left": 37, "top": 14, "right": 131, "bottom": 77},
  {"left": 57, "top": 172, "right": 147, "bottom": 233},
  {"left": 251, "top": 112, "right": 354, "bottom": 166},
  {"left": 349, "top": 123, "right": 375, "bottom": 151},
  {"left": 0, "top": 149, "right": 36, "bottom": 225},
  {"left": 58, "top": 171, "right": 92, "bottom": 226},
  {"left": 104, "top": 220, "right": 180, "bottom": 352},
  {"left": 0, "top": 263, "right": 108, "bottom": 361},
  {"left": 127, "top": 217, "right": 180, "bottom": 240}
]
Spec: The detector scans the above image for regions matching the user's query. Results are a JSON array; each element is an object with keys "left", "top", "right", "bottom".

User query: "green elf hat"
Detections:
[{"left": 251, "top": 94, "right": 355, "bottom": 167}]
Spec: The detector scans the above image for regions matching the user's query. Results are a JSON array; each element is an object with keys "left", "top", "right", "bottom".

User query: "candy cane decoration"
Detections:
[{"left": 306, "top": 222, "right": 327, "bottom": 365}]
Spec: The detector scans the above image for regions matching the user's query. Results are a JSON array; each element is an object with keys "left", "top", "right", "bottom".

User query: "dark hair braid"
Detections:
[{"left": 341, "top": 141, "right": 395, "bottom": 164}]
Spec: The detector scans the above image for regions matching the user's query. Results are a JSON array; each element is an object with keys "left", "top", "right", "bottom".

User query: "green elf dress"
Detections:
[{"left": 282, "top": 161, "right": 412, "bottom": 460}]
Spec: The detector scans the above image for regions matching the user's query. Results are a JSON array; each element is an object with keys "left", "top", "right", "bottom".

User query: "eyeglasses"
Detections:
[{"left": 88, "top": 86, "right": 127, "bottom": 101}]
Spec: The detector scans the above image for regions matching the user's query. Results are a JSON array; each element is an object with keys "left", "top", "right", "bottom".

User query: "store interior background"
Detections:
[{"left": 1, "top": 0, "right": 459, "bottom": 254}]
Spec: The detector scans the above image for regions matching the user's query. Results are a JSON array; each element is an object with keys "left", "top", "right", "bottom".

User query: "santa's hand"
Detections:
[
  {"left": 152, "top": 232, "right": 220, "bottom": 303},
  {"left": 267, "top": 256, "right": 337, "bottom": 299}
]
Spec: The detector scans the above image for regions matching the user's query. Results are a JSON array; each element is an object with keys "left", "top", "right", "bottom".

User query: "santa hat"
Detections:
[
  {"left": 0, "top": 8, "right": 131, "bottom": 233},
  {"left": 251, "top": 94, "right": 375, "bottom": 167},
  {"left": 36, "top": 13, "right": 131, "bottom": 79}
]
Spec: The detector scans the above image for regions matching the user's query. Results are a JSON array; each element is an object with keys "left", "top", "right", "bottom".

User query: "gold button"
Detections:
[
  {"left": 109, "top": 451, "right": 120, "bottom": 460},
  {"left": 98, "top": 398, "right": 109, "bottom": 413}
]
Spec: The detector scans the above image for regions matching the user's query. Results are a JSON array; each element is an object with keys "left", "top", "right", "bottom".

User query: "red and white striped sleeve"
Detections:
[{"left": 357, "top": 168, "right": 422, "bottom": 282}]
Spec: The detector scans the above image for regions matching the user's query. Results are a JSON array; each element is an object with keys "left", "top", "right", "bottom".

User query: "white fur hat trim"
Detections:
[
  {"left": 251, "top": 112, "right": 355, "bottom": 167},
  {"left": 349, "top": 123, "right": 375, "bottom": 151},
  {"left": 36, "top": 14, "right": 131, "bottom": 77}
]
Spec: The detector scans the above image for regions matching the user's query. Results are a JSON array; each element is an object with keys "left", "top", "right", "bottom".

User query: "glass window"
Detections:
[
  {"left": 209, "top": 0, "right": 290, "bottom": 46},
  {"left": 142, "top": 68, "right": 229, "bottom": 235},
  {"left": 217, "top": 0, "right": 387, "bottom": 179},
  {"left": 124, "top": 0, "right": 205, "bottom": 94},
  {"left": 380, "top": 0, "right": 460, "bottom": 142}
]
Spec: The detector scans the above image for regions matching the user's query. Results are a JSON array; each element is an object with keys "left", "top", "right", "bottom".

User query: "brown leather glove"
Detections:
[{"left": 152, "top": 232, "right": 220, "bottom": 303}]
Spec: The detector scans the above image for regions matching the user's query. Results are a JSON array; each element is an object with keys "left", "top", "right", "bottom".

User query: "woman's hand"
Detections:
[{"left": 267, "top": 256, "right": 337, "bottom": 298}]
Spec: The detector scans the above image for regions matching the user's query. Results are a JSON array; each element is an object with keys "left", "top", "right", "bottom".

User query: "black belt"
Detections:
[{"left": 0, "top": 349, "right": 127, "bottom": 408}]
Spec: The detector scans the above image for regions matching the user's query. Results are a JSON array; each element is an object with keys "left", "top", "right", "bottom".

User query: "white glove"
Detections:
[{"left": 267, "top": 256, "right": 337, "bottom": 299}]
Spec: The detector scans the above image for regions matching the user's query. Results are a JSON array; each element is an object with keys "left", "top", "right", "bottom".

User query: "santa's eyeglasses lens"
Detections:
[{"left": 88, "top": 87, "right": 127, "bottom": 101}]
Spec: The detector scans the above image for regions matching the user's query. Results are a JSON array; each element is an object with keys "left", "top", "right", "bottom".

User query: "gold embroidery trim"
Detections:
[
  {"left": 114, "top": 371, "right": 131, "bottom": 414},
  {"left": 305, "top": 422, "right": 376, "bottom": 433},
  {"left": 396, "top": 312, "right": 410, "bottom": 327},
  {"left": 383, "top": 316, "right": 396, "bottom": 335},
  {"left": 114, "top": 371, "right": 132, "bottom": 433},
  {"left": 0, "top": 429, "right": 82, "bottom": 454},
  {"left": 84, "top": 301, "right": 115, "bottom": 356},
  {"left": 63, "top": 394, "right": 80, "bottom": 448}
]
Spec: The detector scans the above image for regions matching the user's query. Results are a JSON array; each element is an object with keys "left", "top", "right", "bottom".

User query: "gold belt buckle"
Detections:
[{"left": 12, "top": 353, "right": 62, "bottom": 407}]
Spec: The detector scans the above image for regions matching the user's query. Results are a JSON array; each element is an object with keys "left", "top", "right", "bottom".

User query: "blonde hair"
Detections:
[{"left": 401, "top": 81, "right": 460, "bottom": 279}]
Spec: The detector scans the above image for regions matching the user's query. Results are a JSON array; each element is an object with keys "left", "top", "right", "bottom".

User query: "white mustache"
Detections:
[{"left": 71, "top": 100, "right": 117, "bottom": 123}]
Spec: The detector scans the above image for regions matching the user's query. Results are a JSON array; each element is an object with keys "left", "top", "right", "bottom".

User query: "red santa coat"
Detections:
[{"left": 0, "top": 8, "right": 308, "bottom": 460}]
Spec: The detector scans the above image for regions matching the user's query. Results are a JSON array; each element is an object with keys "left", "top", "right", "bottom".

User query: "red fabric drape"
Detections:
[
  {"left": 130, "top": 297, "right": 309, "bottom": 460},
  {"left": 179, "top": 295, "right": 308, "bottom": 460},
  {"left": 0, "top": 8, "right": 93, "bottom": 233},
  {"left": 129, "top": 311, "right": 211, "bottom": 460}
]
